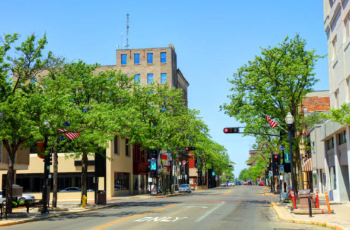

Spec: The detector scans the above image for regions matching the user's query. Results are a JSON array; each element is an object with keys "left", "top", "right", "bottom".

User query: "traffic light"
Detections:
[
  {"left": 149, "top": 149, "right": 158, "bottom": 159},
  {"left": 272, "top": 154, "right": 280, "bottom": 176},
  {"left": 48, "top": 152, "right": 52, "bottom": 166},
  {"left": 223, "top": 127, "right": 239, "bottom": 133},
  {"left": 185, "top": 147, "right": 196, "bottom": 151},
  {"left": 227, "top": 165, "right": 233, "bottom": 168}
]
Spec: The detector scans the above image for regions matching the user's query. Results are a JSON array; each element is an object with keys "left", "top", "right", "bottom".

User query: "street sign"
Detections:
[
  {"left": 148, "top": 159, "right": 157, "bottom": 161},
  {"left": 212, "top": 171, "right": 215, "bottom": 176},
  {"left": 269, "top": 171, "right": 273, "bottom": 177},
  {"left": 279, "top": 165, "right": 284, "bottom": 174},
  {"left": 280, "top": 146, "right": 285, "bottom": 150},
  {"left": 284, "top": 150, "right": 291, "bottom": 163}
]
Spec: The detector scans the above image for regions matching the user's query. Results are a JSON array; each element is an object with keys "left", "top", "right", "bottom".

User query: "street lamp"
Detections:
[{"left": 285, "top": 112, "right": 294, "bottom": 193}]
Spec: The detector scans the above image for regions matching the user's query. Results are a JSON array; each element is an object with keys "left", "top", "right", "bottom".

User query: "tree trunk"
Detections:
[
  {"left": 81, "top": 152, "right": 88, "bottom": 205},
  {"left": 169, "top": 160, "right": 173, "bottom": 194},
  {"left": 6, "top": 151, "right": 15, "bottom": 213},
  {"left": 52, "top": 150, "right": 58, "bottom": 208}
]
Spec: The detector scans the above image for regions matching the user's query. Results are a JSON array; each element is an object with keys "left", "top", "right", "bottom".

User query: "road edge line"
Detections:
[
  {"left": 195, "top": 202, "right": 225, "bottom": 222},
  {"left": 270, "top": 201, "right": 344, "bottom": 230}
]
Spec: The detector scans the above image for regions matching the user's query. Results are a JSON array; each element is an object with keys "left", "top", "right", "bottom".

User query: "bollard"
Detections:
[
  {"left": 316, "top": 189, "right": 319, "bottom": 209},
  {"left": 325, "top": 190, "right": 331, "bottom": 214},
  {"left": 308, "top": 195, "right": 312, "bottom": 217},
  {"left": 82, "top": 195, "right": 87, "bottom": 208},
  {"left": 291, "top": 190, "right": 297, "bottom": 210}
]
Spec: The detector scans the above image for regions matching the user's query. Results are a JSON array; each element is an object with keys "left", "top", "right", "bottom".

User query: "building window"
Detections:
[
  {"left": 160, "top": 52, "right": 166, "bottom": 63},
  {"left": 330, "top": 166, "right": 336, "bottom": 190},
  {"left": 335, "top": 90, "right": 339, "bottom": 109},
  {"left": 312, "top": 141, "right": 316, "bottom": 154},
  {"left": 134, "top": 74, "right": 140, "bottom": 84},
  {"left": 332, "top": 36, "right": 337, "bottom": 61},
  {"left": 147, "top": 53, "right": 153, "bottom": 64},
  {"left": 327, "top": 138, "right": 334, "bottom": 150},
  {"left": 114, "top": 172, "right": 129, "bottom": 190},
  {"left": 161, "top": 73, "right": 167, "bottom": 84},
  {"left": 114, "top": 136, "right": 119, "bottom": 155},
  {"left": 125, "top": 139, "right": 130, "bottom": 157},
  {"left": 345, "top": 15, "right": 350, "bottom": 42},
  {"left": 147, "top": 74, "right": 153, "bottom": 84},
  {"left": 121, "top": 54, "right": 127, "bottom": 65},
  {"left": 134, "top": 53, "right": 140, "bottom": 64},
  {"left": 339, "top": 131, "right": 347, "bottom": 145}
]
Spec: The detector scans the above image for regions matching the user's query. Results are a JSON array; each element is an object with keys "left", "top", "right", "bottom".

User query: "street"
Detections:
[{"left": 2, "top": 186, "right": 329, "bottom": 230}]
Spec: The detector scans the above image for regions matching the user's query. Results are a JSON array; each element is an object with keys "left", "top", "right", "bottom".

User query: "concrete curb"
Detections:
[
  {"left": 270, "top": 201, "right": 344, "bottom": 230},
  {"left": 264, "top": 192, "right": 280, "bottom": 197},
  {"left": 0, "top": 203, "right": 119, "bottom": 227}
]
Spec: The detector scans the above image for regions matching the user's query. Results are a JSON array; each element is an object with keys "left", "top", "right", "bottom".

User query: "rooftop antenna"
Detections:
[{"left": 126, "top": 13, "right": 130, "bottom": 49}]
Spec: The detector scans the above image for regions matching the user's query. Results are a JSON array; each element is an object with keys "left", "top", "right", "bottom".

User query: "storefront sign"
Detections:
[{"left": 284, "top": 150, "right": 291, "bottom": 163}]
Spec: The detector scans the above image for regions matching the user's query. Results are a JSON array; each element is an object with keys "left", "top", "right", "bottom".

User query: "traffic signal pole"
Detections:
[{"left": 41, "top": 136, "right": 49, "bottom": 214}]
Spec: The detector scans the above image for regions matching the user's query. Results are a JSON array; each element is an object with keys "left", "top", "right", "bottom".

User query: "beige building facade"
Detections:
[{"left": 0, "top": 44, "right": 189, "bottom": 200}]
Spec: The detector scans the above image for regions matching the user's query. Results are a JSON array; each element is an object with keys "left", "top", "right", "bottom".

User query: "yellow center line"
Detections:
[
  {"left": 223, "top": 189, "right": 232, "bottom": 195},
  {"left": 90, "top": 204, "right": 177, "bottom": 230}
]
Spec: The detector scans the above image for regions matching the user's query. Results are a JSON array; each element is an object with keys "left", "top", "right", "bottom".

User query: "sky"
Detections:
[{"left": 1, "top": 0, "right": 329, "bottom": 178}]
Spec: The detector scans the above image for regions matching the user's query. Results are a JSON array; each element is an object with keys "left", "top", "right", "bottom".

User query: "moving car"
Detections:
[
  {"left": 220, "top": 182, "right": 227, "bottom": 187},
  {"left": 258, "top": 181, "right": 265, "bottom": 186},
  {"left": 59, "top": 187, "right": 81, "bottom": 192},
  {"left": 248, "top": 181, "right": 252, "bottom": 185},
  {"left": 235, "top": 181, "right": 242, "bottom": 185},
  {"left": 228, "top": 182, "right": 235, "bottom": 186},
  {"left": 243, "top": 182, "right": 248, "bottom": 185},
  {"left": 179, "top": 184, "right": 191, "bottom": 193}
]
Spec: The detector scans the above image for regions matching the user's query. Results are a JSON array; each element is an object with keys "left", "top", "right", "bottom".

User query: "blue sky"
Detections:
[{"left": 2, "top": 0, "right": 329, "bottom": 178}]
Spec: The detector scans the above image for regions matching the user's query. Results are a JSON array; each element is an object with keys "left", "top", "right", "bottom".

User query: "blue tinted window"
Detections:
[
  {"left": 121, "top": 54, "right": 127, "bottom": 65},
  {"left": 161, "top": 73, "right": 167, "bottom": 84},
  {"left": 134, "top": 74, "right": 140, "bottom": 83},
  {"left": 31, "top": 78, "right": 37, "bottom": 84},
  {"left": 147, "top": 74, "right": 153, "bottom": 84},
  {"left": 134, "top": 53, "right": 140, "bottom": 64},
  {"left": 161, "top": 52, "right": 166, "bottom": 63},
  {"left": 147, "top": 53, "right": 153, "bottom": 63}
]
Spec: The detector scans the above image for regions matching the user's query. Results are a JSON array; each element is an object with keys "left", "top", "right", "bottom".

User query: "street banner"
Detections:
[{"left": 284, "top": 150, "right": 291, "bottom": 163}]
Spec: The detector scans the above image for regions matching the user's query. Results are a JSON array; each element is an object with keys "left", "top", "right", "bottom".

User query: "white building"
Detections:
[{"left": 320, "top": 0, "right": 350, "bottom": 201}]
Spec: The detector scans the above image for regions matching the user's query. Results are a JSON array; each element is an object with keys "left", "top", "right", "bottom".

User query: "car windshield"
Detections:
[{"left": 180, "top": 185, "right": 189, "bottom": 188}]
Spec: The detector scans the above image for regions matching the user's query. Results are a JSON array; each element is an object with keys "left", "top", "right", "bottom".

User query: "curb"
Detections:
[
  {"left": 0, "top": 203, "right": 119, "bottom": 227},
  {"left": 264, "top": 192, "right": 280, "bottom": 197},
  {"left": 270, "top": 202, "right": 344, "bottom": 230}
]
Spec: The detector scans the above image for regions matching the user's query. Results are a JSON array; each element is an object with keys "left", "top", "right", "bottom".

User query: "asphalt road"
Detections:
[{"left": 2, "top": 186, "right": 330, "bottom": 230}]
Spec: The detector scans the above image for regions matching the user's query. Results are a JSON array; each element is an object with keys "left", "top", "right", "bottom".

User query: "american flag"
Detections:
[
  {"left": 266, "top": 115, "right": 278, "bottom": 129},
  {"left": 58, "top": 121, "right": 81, "bottom": 141}
]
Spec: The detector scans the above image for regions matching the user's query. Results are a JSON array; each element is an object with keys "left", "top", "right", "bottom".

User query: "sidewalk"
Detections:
[
  {"left": 0, "top": 192, "right": 185, "bottom": 227},
  {"left": 271, "top": 201, "right": 350, "bottom": 230}
]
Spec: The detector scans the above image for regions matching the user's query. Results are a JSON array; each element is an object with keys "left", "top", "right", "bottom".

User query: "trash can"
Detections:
[{"left": 96, "top": 190, "right": 106, "bottom": 205}]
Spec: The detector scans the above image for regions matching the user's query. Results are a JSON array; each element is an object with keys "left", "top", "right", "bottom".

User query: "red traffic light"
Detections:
[
  {"left": 185, "top": 147, "right": 196, "bottom": 151},
  {"left": 223, "top": 127, "right": 239, "bottom": 133},
  {"left": 274, "top": 155, "right": 278, "bottom": 159},
  {"left": 227, "top": 165, "right": 233, "bottom": 168}
]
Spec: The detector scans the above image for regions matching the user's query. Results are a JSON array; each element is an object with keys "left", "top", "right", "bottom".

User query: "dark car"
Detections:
[
  {"left": 59, "top": 187, "right": 81, "bottom": 192},
  {"left": 235, "top": 181, "right": 242, "bottom": 185},
  {"left": 248, "top": 181, "right": 252, "bottom": 185}
]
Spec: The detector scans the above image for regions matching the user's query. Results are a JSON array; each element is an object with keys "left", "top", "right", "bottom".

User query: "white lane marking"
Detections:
[
  {"left": 134, "top": 217, "right": 188, "bottom": 222},
  {"left": 195, "top": 202, "right": 225, "bottom": 222}
]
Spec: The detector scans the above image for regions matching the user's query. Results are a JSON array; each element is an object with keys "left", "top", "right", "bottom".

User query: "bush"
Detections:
[
  {"left": 165, "top": 189, "right": 169, "bottom": 194},
  {"left": 171, "top": 189, "right": 175, "bottom": 193},
  {"left": 12, "top": 201, "right": 18, "bottom": 207},
  {"left": 18, "top": 200, "right": 25, "bottom": 206}
]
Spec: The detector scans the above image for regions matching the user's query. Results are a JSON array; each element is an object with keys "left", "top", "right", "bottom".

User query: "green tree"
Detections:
[
  {"left": 0, "top": 33, "right": 61, "bottom": 212},
  {"left": 221, "top": 35, "right": 324, "bottom": 192}
]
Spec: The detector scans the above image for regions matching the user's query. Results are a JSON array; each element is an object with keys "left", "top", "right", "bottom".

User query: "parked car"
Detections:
[
  {"left": 243, "top": 182, "right": 248, "bottom": 185},
  {"left": 59, "top": 187, "right": 81, "bottom": 192},
  {"left": 235, "top": 181, "right": 242, "bottom": 185},
  {"left": 18, "top": 194, "right": 35, "bottom": 203},
  {"left": 220, "top": 182, "right": 227, "bottom": 187},
  {"left": 178, "top": 184, "right": 191, "bottom": 193},
  {"left": 258, "top": 181, "right": 265, "bottom": 186},
  {"left": 248, "top": 181, "right": 252, "bottom": 185},
  {"left": 228, "top": 182, "right": 235, "bottom": 186}
]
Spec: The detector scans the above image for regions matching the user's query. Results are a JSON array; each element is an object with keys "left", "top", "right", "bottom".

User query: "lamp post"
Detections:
[{"left": 285, "top": 112, "right": 295, "bottom": 193}]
